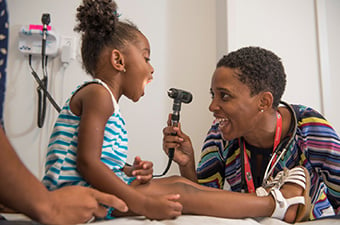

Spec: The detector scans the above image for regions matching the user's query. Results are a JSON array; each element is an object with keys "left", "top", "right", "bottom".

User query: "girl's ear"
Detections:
[
  {"left": 258, "top": 91, "right": 273, "bottom": 112},
  {"left": 111, "top": 49, "right": 126, "bottom": 72}
]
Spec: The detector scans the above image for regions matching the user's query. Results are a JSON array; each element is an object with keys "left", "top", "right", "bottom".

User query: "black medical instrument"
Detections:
[
  {"left": 41, "top": 13, "right": 50, "bottom": 70},
  {"left": 36, "top": 13, "right": 51, "bottom": 128},
  {"left": 28, "top": 55, "right": 61, "bottom": 114},
  {"left": 153, "top": 88, "right": 193, "bottom": 177},
  {"left": 240, "top": 101, "right": 298, "bottom": 192},
  {"left": 28, "top": 13, "right": 61, "bottom": 128}
]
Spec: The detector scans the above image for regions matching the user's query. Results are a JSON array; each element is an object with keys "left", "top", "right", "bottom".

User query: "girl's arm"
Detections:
[{"left": 74, "top": 84, "right": 181, "bottom": 219}]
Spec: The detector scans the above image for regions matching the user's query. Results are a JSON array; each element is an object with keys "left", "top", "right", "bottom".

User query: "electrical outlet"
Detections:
[
  {"left": 60, "top": 36, "right": 75, "bottom": 48},
  {"left": 60, "top": 36, "right": 77, "bottom": 63}
]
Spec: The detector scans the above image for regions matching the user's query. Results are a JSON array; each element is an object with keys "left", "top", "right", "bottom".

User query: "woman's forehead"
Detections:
[
  {"left": 211, "top": 67, "right": 251, "bottom": 94},
  {"left": 212, "top": 67, "right": 240, "bottom": 85}
]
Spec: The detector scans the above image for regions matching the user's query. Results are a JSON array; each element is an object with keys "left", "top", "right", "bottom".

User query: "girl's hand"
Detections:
[
  {"left": 129, "top": 156, "right": 153, "bottom": 184},
  {"left": 143, "top": 194, "right": 182, "bottom": 220}
]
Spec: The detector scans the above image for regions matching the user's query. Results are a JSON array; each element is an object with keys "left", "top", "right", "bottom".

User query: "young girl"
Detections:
[
  {"left": 42, "top": 0, "right": 182, "bottom": 220},
  {"left": 43, "top": 0, "right": 311, "bottom": 223}
]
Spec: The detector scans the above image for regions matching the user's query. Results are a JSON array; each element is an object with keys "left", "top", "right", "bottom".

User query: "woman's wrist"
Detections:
[{"left": 179, "top": 157, "right": 197, "bottom": 182}]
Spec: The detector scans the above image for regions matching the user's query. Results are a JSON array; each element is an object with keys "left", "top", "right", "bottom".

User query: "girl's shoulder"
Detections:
[{"left": 69, "top": 79, "right": 116, "bottom": 117}]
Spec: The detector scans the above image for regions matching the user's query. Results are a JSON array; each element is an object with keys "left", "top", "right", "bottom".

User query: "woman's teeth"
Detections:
[{"left": 217, "top": 118, "right": 229, "bottom": 128}]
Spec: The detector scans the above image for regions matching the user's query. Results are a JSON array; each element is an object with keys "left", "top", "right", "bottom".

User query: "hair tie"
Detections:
[{"left": 113, "top": 10, "right": 121, "bottom": 18}]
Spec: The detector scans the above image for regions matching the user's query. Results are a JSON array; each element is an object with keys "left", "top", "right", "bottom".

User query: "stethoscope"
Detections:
[{"left": 240, "top": 101, "right": 298, "bottom": 192}]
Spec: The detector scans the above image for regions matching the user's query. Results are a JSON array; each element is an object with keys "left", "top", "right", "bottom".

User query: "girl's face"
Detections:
[
  {"left": 122, "top": 33, "right": 154, "bottom": 102},
  {"left": 209, "top": 67, "right": 262, "bottom": 140}
]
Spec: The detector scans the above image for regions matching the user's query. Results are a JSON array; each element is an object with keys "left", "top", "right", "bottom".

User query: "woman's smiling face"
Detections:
[{"left": 209, "top": 66, "right": 262, "bottom": 140}]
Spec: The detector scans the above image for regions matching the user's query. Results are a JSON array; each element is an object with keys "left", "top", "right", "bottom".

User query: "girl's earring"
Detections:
[
  {"left": 123, "top": 68, "right": 126, "bottom": 73},
  {"left": 260, "top": 109, "right": 264, "bottom": 113}
]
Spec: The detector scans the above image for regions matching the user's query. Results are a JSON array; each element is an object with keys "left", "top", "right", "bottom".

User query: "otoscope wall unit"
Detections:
[
  {"left": 18, "top": 19, "right": 62, "bottom": 129},
  {"left": 18, "top": 25, "right": 59, "bottom": 57}
]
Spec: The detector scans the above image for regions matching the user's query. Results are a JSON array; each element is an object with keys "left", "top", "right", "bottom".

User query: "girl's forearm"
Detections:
[{"left": 77, "top": 158, "right": 147, "bottom": 214}]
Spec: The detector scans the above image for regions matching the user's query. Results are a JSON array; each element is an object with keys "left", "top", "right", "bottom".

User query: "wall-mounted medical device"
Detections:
[
  {"left": 18, "top": 24, "right": 59, "bottom": 57},
  {"left": 19, "top": 14, "right": 62, "bottom": 128}
]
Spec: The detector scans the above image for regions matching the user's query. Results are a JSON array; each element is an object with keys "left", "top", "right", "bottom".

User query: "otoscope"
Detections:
[
  {"left": 41, "top": 13, "right": 50, "bottom": 67},
  {"left": 37, "top": 13, "right": 50, "bottom": 128},
  {"left": 153, "top": 88, "right": 193, "bottom": 177}
]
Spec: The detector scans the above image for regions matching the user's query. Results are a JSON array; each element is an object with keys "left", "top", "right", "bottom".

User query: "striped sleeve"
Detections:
[
  {"left": 296, "top": 105, "right": 340, "bottom": 212},
  {"left": 197, "top": 123, "right": 226, "bottom": 189}
]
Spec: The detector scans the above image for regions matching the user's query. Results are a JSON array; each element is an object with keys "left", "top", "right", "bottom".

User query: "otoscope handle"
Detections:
[
  {"left": 168, "top": 113, "right": 179, "bottom": 159},
  {"left": 152, "top": 114, "right": 178, "bottom": 177},
  {"left": 168, "top": 148, "right": 175, "bottom": 159},
  {"left": 153, "top": 88, "right": 192, "bottom": 177}
]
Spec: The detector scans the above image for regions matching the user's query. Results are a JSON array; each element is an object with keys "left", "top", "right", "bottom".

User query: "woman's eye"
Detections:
[
  {"left": 210, "top": 89, "right": 230, "bottom": 101},
  {"left": 210, "top": 91, "right": 214, "bottom": 99},
  {"left": 220, "top": 92, "right": 230, "bottom": 101}
]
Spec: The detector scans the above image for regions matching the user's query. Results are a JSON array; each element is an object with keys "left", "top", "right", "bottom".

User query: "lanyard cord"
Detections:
[
  {"left": 262, "top": 102, "right": 298, "bottom": 187},
  {"left": 239, "top": 111, "right": 282, "bottom": 193}
]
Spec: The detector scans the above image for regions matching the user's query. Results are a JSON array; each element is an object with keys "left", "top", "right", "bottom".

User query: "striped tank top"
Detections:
[{"left": 42, "top": 79, "right": 132, "bottom": 190}]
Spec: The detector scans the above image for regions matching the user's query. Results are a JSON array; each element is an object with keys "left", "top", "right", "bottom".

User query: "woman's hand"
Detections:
[
  {"left": 40, "top": 186, "right": 128, "bottom": 224},
  {"left": 162, "top": 114, "right": 195, "bottom": 167}
]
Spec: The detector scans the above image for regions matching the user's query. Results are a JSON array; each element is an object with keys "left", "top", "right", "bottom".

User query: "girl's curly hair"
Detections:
[{"left": 74, "top": 0, "right": 140, "bottom": 76}]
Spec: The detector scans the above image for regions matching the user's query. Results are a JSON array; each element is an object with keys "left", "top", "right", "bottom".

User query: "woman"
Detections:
[{"left": 163, "top": 46, "right": 340, "bottom": 220}]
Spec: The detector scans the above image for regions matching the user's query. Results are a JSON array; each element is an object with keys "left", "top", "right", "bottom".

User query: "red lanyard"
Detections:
[{"left": 239, "top": 111, "right": 282, "bottom": 193}]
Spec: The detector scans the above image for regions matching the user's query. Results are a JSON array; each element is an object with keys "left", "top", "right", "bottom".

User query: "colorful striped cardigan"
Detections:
[{"left": 197, "top": 104, "right": 340, "bottom": 219}]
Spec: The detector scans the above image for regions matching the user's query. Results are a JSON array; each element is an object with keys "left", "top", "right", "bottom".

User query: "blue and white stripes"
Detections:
[{"left": 43, "top": 79, "right": 129, "bottom": 190}]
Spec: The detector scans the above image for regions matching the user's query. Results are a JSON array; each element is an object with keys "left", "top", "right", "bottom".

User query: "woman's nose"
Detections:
[{"left": 209, "top": 98, "right": 218, "bottom": 112}]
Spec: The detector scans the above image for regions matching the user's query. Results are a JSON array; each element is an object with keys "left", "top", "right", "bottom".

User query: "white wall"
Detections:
[
  {"left": 226, "top": 0, "right": 321, "bottom": 109},
  {"left": 4, "top": 0, "right": 339, "bottom": 179},
  {"left": 318, "top": 0, "right": 340, "bottom": 134},
  {"left": 222, "top": 0, "right": 340, "bottom": 133}
]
